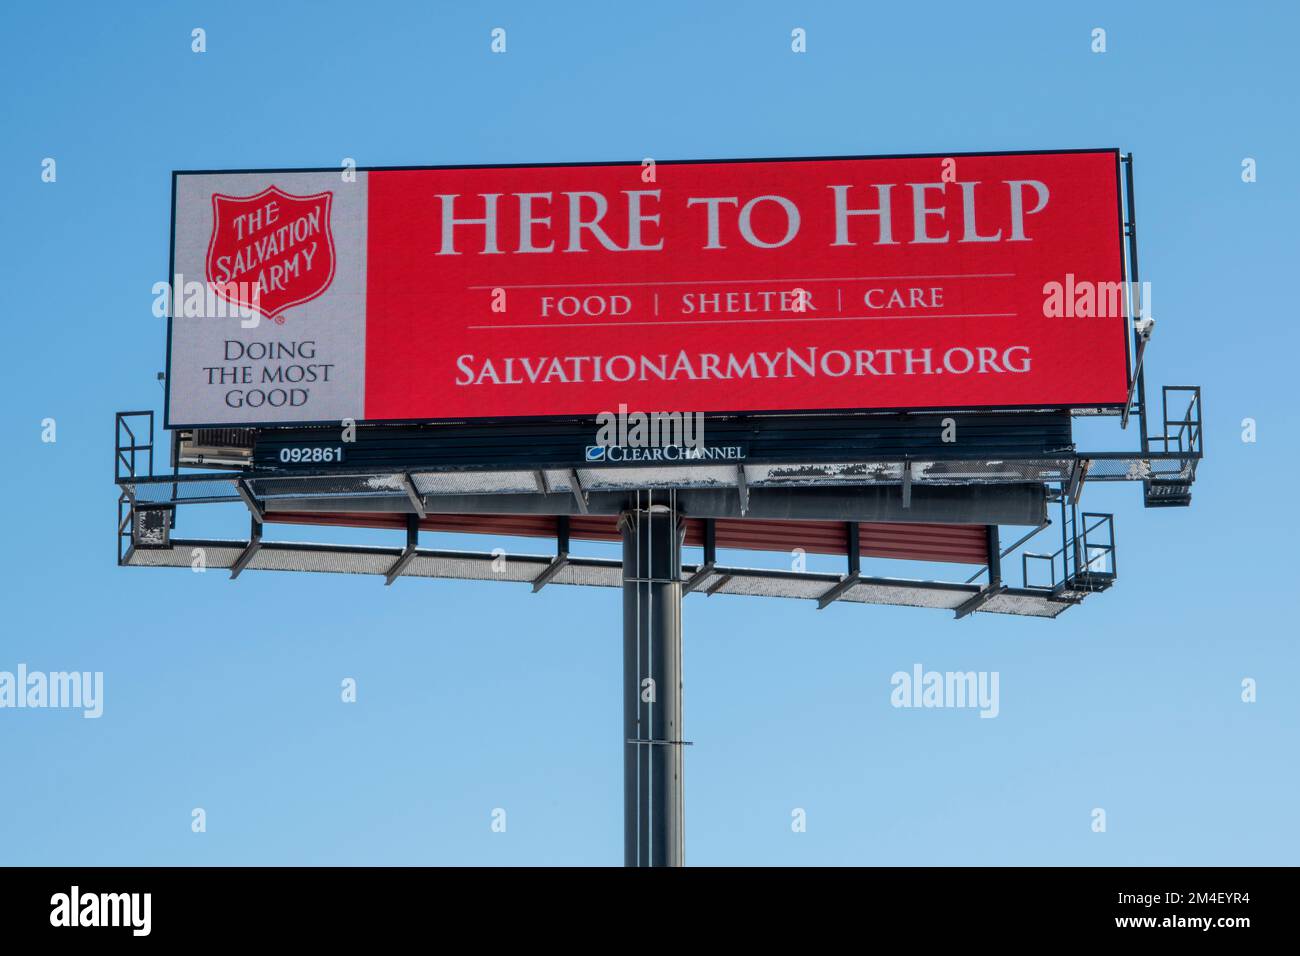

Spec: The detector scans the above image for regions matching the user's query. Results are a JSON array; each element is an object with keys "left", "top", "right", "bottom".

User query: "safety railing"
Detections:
[
  {"left": 1149, "top": 386, "right": 1203, "bottom": 457},
  {"left": 1023, "top": 510, "right": 1116, "bottom": 593},
  {"left": 115, "top": 411, "right": 155, "bottom": 482}
]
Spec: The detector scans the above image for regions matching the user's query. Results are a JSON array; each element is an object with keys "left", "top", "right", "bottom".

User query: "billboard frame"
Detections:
[{"left": 163, "top": 147, "right": 1132, "bottom": 431}]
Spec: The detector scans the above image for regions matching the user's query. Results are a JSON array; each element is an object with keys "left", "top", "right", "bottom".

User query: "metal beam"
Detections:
[
  {"left": 817, "top": 522, "right": 864, "bottom": 607},
  {"left": 229, "top": 515, "right": 262, "bottom": 580},
  {"left": 682, "top": 519, "right": 717, "bottom": 594},
  {"left": 235, "top": 478, "right": 264, "bottom": 521},
  {"left": 384, "top": 514, "right": 421, "bottom": 586},
  {"left": 816, "top": 572, "right": 861, "bottom": 609},
  {"left": 1066, "top": 459, "right": 1091, "bottom": 505},
  {"left": 531, "top": 517, "right": 571, "bottom": 592},
  {"left": 530, "top": 554, "right": 569, "bottom": 592},
  {"left": 954, "top": 583, "right": 1008, "bottom": 619},
  {"left": 1121, "top": 335, "right": 1150, "bottom": 429},
  {"left": 705, "top": 573, "right": 732, "bottom": 596},
  {"left": 1121, "top": 153, "right": 1150, "bottom": 448},
  {"left": 400, "top": 473, "right": 427, "bottom": 518},
  {"left": 902, "top": 463, "right": 912, "bottom": 509},
  {"left": 265, "top": 483, "right": 1048, "bottom": 526},
  {"left": 985, "top": 525, "right": 1002, "bottom": 588},
  {"left": 681, "top": 563, "right": 714, "bottom": 594},
  {"left": 567, "top": 469, "right": 589, "bottom": 515},
  {"left": 737, "top": 466, "right": 749, "bottom": 515},
  {"left": 954, "top": 525, "right": 1007, "bottom": 615}
]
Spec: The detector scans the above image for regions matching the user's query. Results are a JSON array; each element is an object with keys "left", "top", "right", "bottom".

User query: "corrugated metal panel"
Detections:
[{"left": 265, "top": 512, "right": 988, "bottom": 565}]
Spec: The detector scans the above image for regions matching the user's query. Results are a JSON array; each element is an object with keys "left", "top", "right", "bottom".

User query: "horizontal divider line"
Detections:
[
  {"left": 468, "top": 312, "right": 1017, "bottom": 330},
  {"left": 468, "top": 274, "right": 1017, "bottom": 290}
]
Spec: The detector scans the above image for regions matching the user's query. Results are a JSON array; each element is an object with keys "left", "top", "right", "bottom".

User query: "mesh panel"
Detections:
[
  {"left": 577, "top": 465, "right": 737, "bottom": 490},
  {"left": 911, "top": 459, "right": 1074, "bottom": 483},
  {"left": 979, "top": 591, "right": 1071, "bottom": 618},
  {"left": 126, "top": 543, "right": 244, "bottom": 568},
  {"left": 407, "top": 552, "right": 543, "bottom": 583},
  {"left": 413, "top": 471, "right": 541, "bottom": 495},
  {"left": 747, "top": 462, "right": 904, "bottom": 485},
  {"left": 1086, "top": 457, "right": 1197, "bottom": 480},
  {"left": 249, "top": 547, "right": 399, "bottom": 575},
  {"left": 125, "top": 478, "right": 240, "bottom": 504},
  {"left": 541, "top": 469, "right": 574, "bottom": 492},
  {"left": 843, "top": 580, "right": 972, "bottom": 610},
  {"left": 547, "top": 562, "right": 623, "bottom": 588},
  {"left": 249, "top": 474, "right": 407, "bottom": 499},
  {"left": 702, "top": 573, "right": 835, "bottom": 601}
]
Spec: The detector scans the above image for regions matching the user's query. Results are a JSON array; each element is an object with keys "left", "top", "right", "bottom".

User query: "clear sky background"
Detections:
[{"left": 1, "top": 1, "right": 1296, "bottom": 865}]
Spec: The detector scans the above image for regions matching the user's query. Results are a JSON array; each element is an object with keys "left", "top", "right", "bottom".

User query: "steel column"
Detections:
[
  {"left": 1123, "top": 153, "right": 1150, "bottom": 448},
  {"left": 985, "top": 525, "right": 1002, "bottom": 587},
  {"left": 621, "top": 491, "right": 685, "bottom": 867}
]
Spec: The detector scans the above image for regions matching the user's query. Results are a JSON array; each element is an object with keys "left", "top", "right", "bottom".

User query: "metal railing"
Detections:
[
  {"left": 1148, "top": 385, "right": 1203, "bottom": 457},
  {"left": 1023, "top": 509, "right": 1116, "bottom": 593},
  {"left": 115, "top": 411, "right": 154, "bottom": 482}
]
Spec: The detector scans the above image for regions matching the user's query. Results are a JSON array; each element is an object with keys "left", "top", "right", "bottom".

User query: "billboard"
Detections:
[{"left": 166, "top": 150, "right": 1128, "bottom": 428}]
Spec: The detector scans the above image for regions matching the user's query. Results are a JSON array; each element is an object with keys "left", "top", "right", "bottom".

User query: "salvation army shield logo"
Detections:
[{"left": 206, "top": 185, "right": 335, "bottom": 322}]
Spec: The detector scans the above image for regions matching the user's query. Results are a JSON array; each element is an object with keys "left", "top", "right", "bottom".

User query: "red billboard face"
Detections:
[{"left": 168, "top": 151, "right": 1128, "bottom": 427}]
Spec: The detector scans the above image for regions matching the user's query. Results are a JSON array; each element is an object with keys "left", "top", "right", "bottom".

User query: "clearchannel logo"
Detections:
[{"left": 585, "top": 444, "right": 746, "bottom": 463}]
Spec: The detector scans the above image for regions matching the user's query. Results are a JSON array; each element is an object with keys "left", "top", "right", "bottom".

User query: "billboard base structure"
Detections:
[
  {"left": 118, "top": 531, "right": 1113, "bottom": 618},
  {"left": 116, "top": 483, "right": 1116, "bottom": 621},
  {"left": 622, "top": 495, "right": 685, "bottom": 867},
  {"left": 114, "top": 402, "right": 1194, "bottom": 866},
  {"left": 114, "top": 386, "right": 1195, "bottom": 618},
  {"left": 117, "top": 151, "right": 1210, "bottom": 864}
]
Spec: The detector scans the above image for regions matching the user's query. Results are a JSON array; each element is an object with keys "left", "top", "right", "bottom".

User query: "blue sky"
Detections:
[{"left": 1, "top": 0, "right": 1296, "bottom": 865}]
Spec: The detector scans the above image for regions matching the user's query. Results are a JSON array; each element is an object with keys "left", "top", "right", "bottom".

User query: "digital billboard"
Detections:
[{"left": 166, "top": 150, "right": 1128, "bottom": 427}]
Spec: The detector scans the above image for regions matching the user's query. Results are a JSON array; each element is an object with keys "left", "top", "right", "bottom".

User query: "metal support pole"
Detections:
[
  {"left": 1122, "top": 153, "right": 1149, "bottom": 449},
  {"left": 621, "top": 491, "right": 685, "bottom": 867},
  {"left": 985, "top": 525, "right": 1001, "bottom": 587}
]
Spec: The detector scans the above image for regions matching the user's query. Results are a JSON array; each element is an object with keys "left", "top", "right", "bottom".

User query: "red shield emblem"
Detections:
[{"left": 206, "top": 185, "right": 335, "bottom": 322}]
